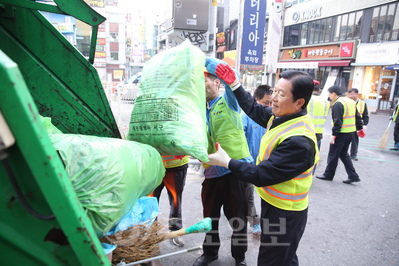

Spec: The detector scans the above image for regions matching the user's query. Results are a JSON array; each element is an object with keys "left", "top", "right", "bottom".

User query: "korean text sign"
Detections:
[{"left": 240, "top": 0, "right": 266, "bottom": 66}]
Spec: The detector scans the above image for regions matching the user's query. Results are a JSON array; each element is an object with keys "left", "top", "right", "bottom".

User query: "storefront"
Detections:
[
  {"left": 277, "top": 41, "right": 356, "bottom": 92},
  {"left": 351, "top": 42, "right": 399, "bottom": 109}
]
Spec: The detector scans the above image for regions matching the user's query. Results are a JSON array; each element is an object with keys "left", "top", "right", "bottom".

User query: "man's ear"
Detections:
[{"left": 296, "top": 98, "right": 305, "bottom": 110}]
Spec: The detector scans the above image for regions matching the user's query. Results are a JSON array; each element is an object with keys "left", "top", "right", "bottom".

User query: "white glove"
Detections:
[
  {"left": 207, "top": 143, "right": 231, "bottom": 169},
  {"left": 363, "top": 125, "right": 367, "bottom": 130},
  {"left": 330, "top": 136, "right": 336, "bottom": 145}
]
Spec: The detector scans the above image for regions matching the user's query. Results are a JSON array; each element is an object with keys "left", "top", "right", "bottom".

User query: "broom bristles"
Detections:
[{"left": 378, "top": 127, "right": 390, "bottom": 149}]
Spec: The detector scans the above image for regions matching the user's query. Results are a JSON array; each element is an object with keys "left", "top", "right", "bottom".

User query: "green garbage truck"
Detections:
[{"left": 0, "top": 1, "right": 129, "bottom": 265}]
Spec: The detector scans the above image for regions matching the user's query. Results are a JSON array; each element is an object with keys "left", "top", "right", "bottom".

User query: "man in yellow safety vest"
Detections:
[
  {"left": 316, "top": 86, "right": 364, "bottom": 184},
  {"left": 348, "top": 88, "right": 369, "bottom": 160},
  {"left": 204, "top": 63, "right": 318, "bottom": 266}
]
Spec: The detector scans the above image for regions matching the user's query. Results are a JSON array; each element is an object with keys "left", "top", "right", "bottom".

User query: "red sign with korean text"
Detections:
[{"left": 340, "top": 42, "right": 354, "bottom": 57}]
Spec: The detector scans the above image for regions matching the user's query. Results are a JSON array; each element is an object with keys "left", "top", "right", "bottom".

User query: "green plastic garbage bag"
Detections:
[
  {"left": 49, "top": 133, "right": 165, "bottom": 237},
  {"left": 127, "top": 40, "right": 209, "bottom": 162}
]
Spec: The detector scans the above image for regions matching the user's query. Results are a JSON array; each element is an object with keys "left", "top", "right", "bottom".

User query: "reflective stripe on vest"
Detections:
[
  {"left": 162, "top": 155, "right": 189, "bottom": 168},
  {"left": 356, "top": 99, "right": 365, "bottom": 117},
  {"left": 334, "top": 97, "right": 356, "bottom": 133},
  {"left": 307, "top": 95, "right": 329, "bottom": 134},
  {"left": 255, "top": 114, "right": 319, "bottom": 211}
]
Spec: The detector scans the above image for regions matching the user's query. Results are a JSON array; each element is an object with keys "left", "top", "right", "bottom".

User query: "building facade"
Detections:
[{"left": 280, "top": 0, "right": 399, "bottom": 109}]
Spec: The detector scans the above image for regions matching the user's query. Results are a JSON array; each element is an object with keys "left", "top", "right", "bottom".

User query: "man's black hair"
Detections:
[
  {"left": 254, "top": 84, "right": 272, "bottom": 100},
  {"left": 279, "top": 70, "right": 314, "bottom": 109},
  {"left": 314, "top": 83, "right": 320, "bottom": 92},
  {"left": 348, "top": 88, "right": 359, "bottom": 94},
  {"left": 205, "top": 72, "right": 218, "bottom": 82},
  {"left": 328, "top": 85, "right": 343, "bottom": 95}
]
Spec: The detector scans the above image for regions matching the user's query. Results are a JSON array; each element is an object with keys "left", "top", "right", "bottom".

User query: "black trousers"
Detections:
[
  {"left": 394, "top": 119, "right": 399, "bottom": 145},
  {"left": 201, "top": 172, "right": 248, "bottom": 261},
  {"left": 323, "top": 132, "right": 359, "bottom": 179},
  {"left": 151, "top": 164, "right": 188, "bottom": 231},
  {"left": 350, "top": 132, "right": 359, "bottom": 157},
  {"left": 258, "top": 200, "right": 308, "bottom": 266}
]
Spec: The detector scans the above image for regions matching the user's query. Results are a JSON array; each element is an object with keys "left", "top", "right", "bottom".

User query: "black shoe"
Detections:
[
  {"left": 236, "top": 259, "right": 247, "bottom": 266},
  {"left": 193, "top": 254, "right": 218, "bottom": 266},
  {"left": 351, "top": 156, "right": 358, "bottom": 161},
  {"left": 316, "top": 175, "right": 333, "bottom": 181},
  {"left": 343, "top": 178, "right": 361, "bottom": 184}
]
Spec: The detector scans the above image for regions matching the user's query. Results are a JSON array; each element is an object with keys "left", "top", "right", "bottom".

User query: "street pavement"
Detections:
[{"left": 155, "top": 112, "right": 399, "bottom": 266}]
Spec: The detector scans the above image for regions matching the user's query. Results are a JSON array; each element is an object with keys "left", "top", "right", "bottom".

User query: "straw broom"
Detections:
[{"left": 378, "top": 120, "right": 392, "bottom": 149}]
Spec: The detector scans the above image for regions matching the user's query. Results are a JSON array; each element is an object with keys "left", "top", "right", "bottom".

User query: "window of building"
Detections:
[
  {"left": 283, "top": 24, "right": 300, "bottom": 46},
  {"left": 314, "top": 20, "right": 321, "bottom": 44},
  {"left": 363, "top": 66, "right": 381, "bottom": 100},
  {"left": 75, "top": 19, "right": 90, "bottom": 57},
  {"left": 110, "top": 32, "right": 118, "bottom": 42},
  {"left": 353, "top": 11, "right": 363, "bottom": 38},
  {"left": 325, "top": 18, "right": 333, "bottom": 42},
  {"left": 392, "top": 4, "right": 399, "bottom": 41},
  {"left": 319, "top": 19, "right": 326, "bottom": 43},
  {"left": 309, "top": 21, "right": 315, "bottom": 44},
  {"left": 111, "top": 52, "right": 118, "bottom": 60},
  {"left": 384, "top": 4, "right": 396, "bottom": 41},
  {"left": 370, "top": 7, "right": 380, "bottom": 42},
  {"left": 376, "top": 5, "right": 388, "bottom": 42},
  {"left": 301, "top": 23, "right": 308, "bottom": 45},
  {"left": 339, "top": 14, "right": 348, "bottom": 41},
  {"left": 346, "top": 12, "right": 356, "bottom": 39},
  {"left": 333, "top": 15, "right": 341, "bottom": 42}
]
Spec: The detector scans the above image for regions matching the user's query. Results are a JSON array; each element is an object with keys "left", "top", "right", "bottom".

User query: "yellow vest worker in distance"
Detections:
[
  {"left": 391, "top": 103, "right": 399, "bottom": 150},
  {"left": 149, "top": 155, "right": 188, "bottom": 247},
  {"left": 205, "top": 64, "right": 318, "bottom": 266},
  {"left": 348, "top": 88, "right": 369, "bottom": 161},
  {"left": 316, "top": 86, "right": 364, "bottom": 184}
]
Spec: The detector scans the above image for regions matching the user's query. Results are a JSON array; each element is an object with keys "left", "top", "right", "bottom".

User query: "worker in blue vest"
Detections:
[
  {"left": 241, "top": 84, "right": 273, "bottom": 237},
  {"left": 348, "top": 88, "right": 369, "bottom": 160}
]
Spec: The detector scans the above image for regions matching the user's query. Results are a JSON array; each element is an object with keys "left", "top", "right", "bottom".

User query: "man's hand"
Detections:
[
  {"left": 330, "top": 136, "right": 336, "bottom": 145},
  {"left": 358, "top": 129, "right": 366, "bottom": 138},
  {"left": 207, "top": 142, "right": 231, "bottom": 169},
  {"left": 363, "top": 125, "right": 367, "bottom": 130},
  {"left": 214, "top": 64, "right": 241, "bottom": 91}
]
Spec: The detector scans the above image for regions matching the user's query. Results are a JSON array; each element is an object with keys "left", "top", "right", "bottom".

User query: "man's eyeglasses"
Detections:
[{"left": 271, "top": 89, "right": 292, "bottom": 99}]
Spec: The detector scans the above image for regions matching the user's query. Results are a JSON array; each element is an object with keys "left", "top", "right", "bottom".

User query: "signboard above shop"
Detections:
[{"left": 280, "top": 42, "right": 355, "bottom": 61}]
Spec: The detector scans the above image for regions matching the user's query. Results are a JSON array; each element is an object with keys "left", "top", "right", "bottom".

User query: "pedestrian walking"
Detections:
[
  {"left": 205, "top": 63, "right": 319, "bottom": 266},
  {"left": 316, "top": 86, "right": 364, "bottom": 184},
  {"left": 241, "top": 84, "right": 273, "bottom": 237},
  {"left": 150, "top": 155, "right": 188, "bottom": 247},
  {"left": 348, "top": 88, "right": 369, "bottom": 160},
  {"left": 193, "top": 58, "right": 253, "bottom": 266}
]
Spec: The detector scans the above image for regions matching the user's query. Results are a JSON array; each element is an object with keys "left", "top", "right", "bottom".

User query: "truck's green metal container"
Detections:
[{"left": 0, "top": 0, "right": 122, "bottom": 265}]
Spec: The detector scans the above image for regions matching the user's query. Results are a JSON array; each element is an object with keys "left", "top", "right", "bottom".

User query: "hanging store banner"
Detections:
[{"left": 240, "top": 0, "right": 266, "bottom": 66}]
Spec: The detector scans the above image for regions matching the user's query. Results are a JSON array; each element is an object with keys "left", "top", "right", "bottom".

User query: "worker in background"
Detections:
[
  {"left": 206, "top": 63, "right": 318, "bottom": 266},
  {"left": 348, "top": 88, "right": 369, "bottom": 161},
  {"left": 193, "top": 58, "right": 253, "bottom": 266},
  {"left": 391, "top": 102, "right": 399, "bottom": 151},
  {"left": 316, "top": 86, "right": 364, "bottom": 184},
  {"left": 150, "top": 155, "right": 188, "bottom": 247},
  {"left": 307, "top": 80, "right": 329, "bottom": 173},
  {"left": 241, "top": 84, "right": 273, "bottom": 237}
]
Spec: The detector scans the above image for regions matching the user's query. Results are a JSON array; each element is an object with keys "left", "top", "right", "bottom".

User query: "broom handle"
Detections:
[
  {"left": 388, "top": 120, "right": 392, "bottom": 128},
  {"left": 120, "top": 246, "right": 202, "bottom": 266}
]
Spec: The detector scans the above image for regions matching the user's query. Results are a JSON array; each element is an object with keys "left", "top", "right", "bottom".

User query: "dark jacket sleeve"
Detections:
[
  {"left": 355, "top": 108, "right": 364, "bottom": 130},
  {"left": 331, "top": 102, "right": 344, "bottom": 136},
  {"left": 233, "top": 85, "right": 273, "bottom": 128},
  {"left": 362, "top": 104, "right": 369, "bottom": 126},
  {"left": 228, "top": 136, "right": 315, "bottom": 187}
]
